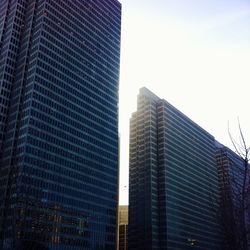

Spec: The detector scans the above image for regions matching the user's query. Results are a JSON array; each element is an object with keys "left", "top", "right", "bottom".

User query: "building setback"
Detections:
[
  {"left": 215, "top": 143, "right": 250, "bottom": 249},
  {"left": 0, "top": 0, "right": 121, "bottom": 249},
  {"left": 129, "top": 88, "right": 221, "bottom": 250}
]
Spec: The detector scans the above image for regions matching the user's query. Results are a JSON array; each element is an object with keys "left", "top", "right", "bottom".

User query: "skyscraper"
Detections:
[
  {"left": 215, "top": 143, "right": 250, "bottom": 249},
  {"left": 0, "top": 1, "right": 121, "bottom": 249},
  {"left": 129, "top": 88, "right": 221, "bottom": 250}
]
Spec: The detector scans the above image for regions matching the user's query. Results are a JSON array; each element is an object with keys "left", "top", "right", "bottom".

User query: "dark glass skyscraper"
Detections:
[
  {"left": 129, "top": 88, "right": 221, "bottom": 250},
  {"left": 215, "top": 142, "right": 250, "bottom": 249},
  {"left": 0, "top": 1, "right": 121, "bottom": 249}
]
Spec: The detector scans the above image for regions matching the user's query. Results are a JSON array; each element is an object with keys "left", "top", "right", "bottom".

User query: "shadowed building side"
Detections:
[
  {"left": 0, "top": 0, "right": 121, "bottom": 249},
  {"left": 129, "top": 89, "right": 160, "bottom": 250},
  {"left": 215, "top": 143, "right": 250, "bottom": 250},
  {"left": 129, "top": 87, "right": 221, "bottom": 250}
]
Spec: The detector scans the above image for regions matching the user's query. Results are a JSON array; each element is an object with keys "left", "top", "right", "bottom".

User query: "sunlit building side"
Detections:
[{"left": 117, "top": 205, "right": 128, "bottom": 250}]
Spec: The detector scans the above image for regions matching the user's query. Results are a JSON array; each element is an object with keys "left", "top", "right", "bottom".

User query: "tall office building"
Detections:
[
  {"left": 129, "top": 88, "right": 221, "bottom": 250},
  {"left": 215, "top": 143, "right": 250, "bottom": 249},
  {"left": 0, "top": 1, "right": 121, "bottom": 249},
  {"left": 117, "top": 205, "right": 128, "bottom": 250}
]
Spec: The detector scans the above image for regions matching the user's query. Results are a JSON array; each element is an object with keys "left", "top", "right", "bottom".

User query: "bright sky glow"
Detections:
[{"left": 118, "top": 0, "right": 250, "bottom": 205}]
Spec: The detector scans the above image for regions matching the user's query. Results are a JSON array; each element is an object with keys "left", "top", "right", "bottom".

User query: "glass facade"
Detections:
[
  {"left": 215, "top": 143, "right": 250, "bottom": 249},
  {"left": 129, "top": 88, "right": 221, "bottom": 250},
  {"left": 0, "top": 1, "right": 121, "bottom": 249}
]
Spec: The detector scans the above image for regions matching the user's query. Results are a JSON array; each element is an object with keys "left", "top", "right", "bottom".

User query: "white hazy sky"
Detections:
[{"left": 118, "top": 0, "right": 250, "bottom": 205}]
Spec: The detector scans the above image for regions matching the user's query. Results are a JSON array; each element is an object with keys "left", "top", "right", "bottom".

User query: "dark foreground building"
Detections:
[
  {"left": 0, "top": 1, "right": 121, "bottom": 249},
  {"left": 129, "top": 88, "right": 221, "bottom": 250}
]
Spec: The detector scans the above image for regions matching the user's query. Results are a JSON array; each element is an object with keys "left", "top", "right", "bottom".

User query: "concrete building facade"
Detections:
[{"left": 117, "top": 205, "right": 128, "bottom": 250}]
